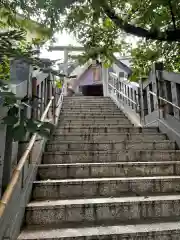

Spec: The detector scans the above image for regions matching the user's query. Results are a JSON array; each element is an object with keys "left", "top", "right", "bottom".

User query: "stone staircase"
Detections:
[{"left": 18, "top": 96, "right": 180, "bottom": 240}]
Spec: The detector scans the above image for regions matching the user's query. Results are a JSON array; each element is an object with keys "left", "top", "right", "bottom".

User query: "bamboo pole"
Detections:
[{"left": 0, "top": 96, "right": 54, "bottom": 217}]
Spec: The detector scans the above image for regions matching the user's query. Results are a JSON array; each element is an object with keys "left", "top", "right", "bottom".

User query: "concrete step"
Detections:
[
  {"left": 64, "top": 96, "right": 110, "bottom": 99},
  {"left": 59, "top": 116, "right": 129, "bottom": 122},
  {"left": 58, "top": 122, "right": 132, "bottom": 128},
  {"left": 18, "top": 220, "right": 180, "bottom": 240},
  {"left": 43, "top": 150, "right": 180, "bottom": 164},
  {"left": 56, "top": 127, "right": 158, "bottom": 134},
  {"left": 62, "top": 105, "right": 119, "bottom": 109},
  {"left": 61, "top": 110, "right": 123, "bottom": 114},
  {"left": 61, "top": 112, "right": 124, "bottom": 116},
  {"left": 46, "top": 140, "right": 175, "bottom": 152},
  {"left": 63, "top": 103, "right": 115, "bottom": 107},
  {"left": 25, "top": 195, "right": 180, "bottom": 225},
  {"left": 58, "top": 119, "right": 130, "bottom": 126},
  {"left": 59, "top": 116, "right": 127, "bottom": 121},
  {"left": 60, "top": 112, "right": 126, "bottom": 117},
  {"left": 61, "top": 107, "right": 121, "bottom": 111},
  {"left": 63, "top": 97, "right": 111, "bottom": 101},
  {"left": 32, "top": 176, "right": 180, "bottom": 200},
  {"left": 37, "top": 161, "right": 180, "bottom": 180},
  {"left": 63, "top": 100, "right": 114, "bottom": 105},
  {"left": 51, "top": 133, "right": 166, "bottom": 142}
]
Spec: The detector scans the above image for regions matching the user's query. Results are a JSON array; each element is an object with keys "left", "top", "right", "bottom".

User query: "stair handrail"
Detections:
[
  {"left": 148, "top": 90, "right": 180, "bottom": 111},
  {"left": 0, "top": 84, "right": 65, "bottom": 219},
  {"left": 107, "top": 71, "right": 142, "bottom": 126},
  {"left": 108, "top": 83, "right": 138, "bottom": 105}
]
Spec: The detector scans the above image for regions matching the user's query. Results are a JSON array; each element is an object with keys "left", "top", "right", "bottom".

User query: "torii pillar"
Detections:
[{"left": 49, "top": 45, "right": 84, "bottom": 96}]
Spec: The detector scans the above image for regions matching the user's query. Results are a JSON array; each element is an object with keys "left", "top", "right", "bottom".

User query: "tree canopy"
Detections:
[
  {"left": 12, "top": 0, "right": 180, "bottom": 41},
  {"left": 2, "top": 0, "right": 180, "bottom": 79},
  {"left": 62, "top": 0, "right": 180, "bottom": 78}
]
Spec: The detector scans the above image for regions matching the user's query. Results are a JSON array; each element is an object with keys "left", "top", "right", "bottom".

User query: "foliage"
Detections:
[
  {"left": 55, "top": 79, "right": 63, "bottom": 89},
  {"left": 60, "top": 0, "right": 180, "bottom": 79},
  {"left": 12, "top": 0, "right": 180, "bottom": 41},
  {"left": 0, "top": 1, "right": 51, "bottom": 40},
  {"left": 0, "top": 78, "right": 54, "bottom": 141},
  {"left": 62, "top": 1, "right": 129, "bottom": 67},
  {"left": 2, "top": 0, "right": 180, "bottom": 80},
  {"left": 130, "top": 40, "right": 180, "bottom": 81},
  {"left": 0, "top": 1, "right": 54, "bottom": 141}
]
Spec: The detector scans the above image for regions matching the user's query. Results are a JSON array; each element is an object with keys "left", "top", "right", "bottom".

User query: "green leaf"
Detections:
[
  {"left": 56, "top": 81, "right": 62, "bottom": 88},
  {"left": 12, "top": 124, "right": 27, "bottom": 141},
  {"left": 41, "top": 121, "right": 54, "bottom": 130},
  {"left": 2, "top": 115, "right": 19, "bottom": 125},
  {"left": 8, "top": 106, "right": 19, "bottom": 116},
  {"left": 103, "top": 18, "right": 113, "bottom": 28},
  {"left": 3, "top": 96, "right": 17, "bottom": 105},
  {"left": 37, "top": 127, "right": 50, "bottom": 138},
  {"left": 26, "top": 119, "right": 39, "bottom": 132},
  {"left": 103, "top": 59, "right": 112, "bottom": 68}
]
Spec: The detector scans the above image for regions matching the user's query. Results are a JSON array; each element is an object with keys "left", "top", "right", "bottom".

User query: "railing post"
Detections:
[
  {"left": 47, "top": 74, "right": 53, "bottom": 119},
  {"left": 154, "top": 62, "right": 164, "bottom": 119},
  {"left": 139, "top": 78, "right": 145, "bottom": 125},
  {"left": 102, "top": 67, "right": 109, "bottom": 96},
  {"left": 152, "top": 63, "right": 160, "bottom": 112},
  {"left": 51, "top": 73, "right": 56, "bottom": 124},
  {"left": 146, "top": 85, "right": 152, "bottom": 115},
  {"left": 171, "top": 82, "right": 180, "bottom": 120}
]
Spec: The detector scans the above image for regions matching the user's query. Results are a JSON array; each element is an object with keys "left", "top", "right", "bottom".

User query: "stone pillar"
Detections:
[{"left": 102, "top": 67, "right": 108, "bottom": 96}]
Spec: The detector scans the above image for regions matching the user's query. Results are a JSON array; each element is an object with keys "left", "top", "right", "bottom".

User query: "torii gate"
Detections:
[
  {"left": 49, "top": 45, "right": 84, "bottom": 75},
  {"left": 49, "top": 45, "right": 85, "bottom": 95},
  {"left": 49, "top": 45, "right": 117, "bottom": 96}
]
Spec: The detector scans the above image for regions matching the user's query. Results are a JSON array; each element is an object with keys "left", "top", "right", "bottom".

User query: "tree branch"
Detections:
[
  {"left": 101, "top": 1, "right": 180, "bottom": 42},
  {"left": 168, "top": 0, "right": 176, "bottom": 30}
]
